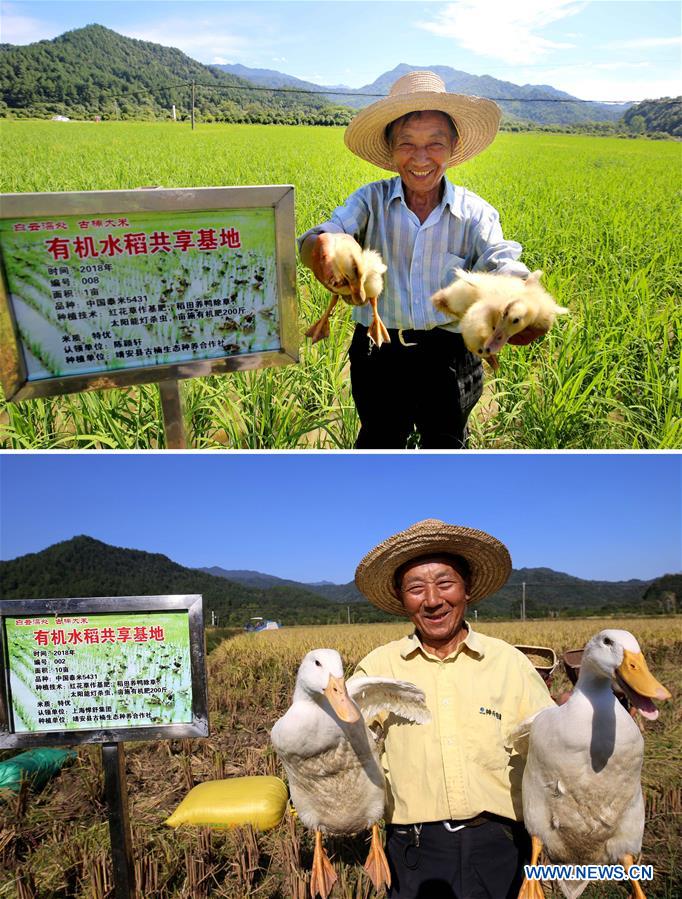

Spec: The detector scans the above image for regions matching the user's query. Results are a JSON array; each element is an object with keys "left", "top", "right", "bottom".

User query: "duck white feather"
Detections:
[
  {"left": 271, "top": 648, "right": 429, "bottom": 834},
  {"left": 516, "top": 629, "right": 670, "bottom": 899}
]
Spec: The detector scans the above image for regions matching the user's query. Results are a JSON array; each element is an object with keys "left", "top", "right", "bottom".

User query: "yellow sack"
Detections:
[{"left": 165, "top": 776, "right": 288, "bottom": 831}]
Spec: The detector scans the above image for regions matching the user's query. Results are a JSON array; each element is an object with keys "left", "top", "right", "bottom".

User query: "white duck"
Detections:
[
  {"left": 271, "top": 648, "right": 430, "bottom": 899},
  {"left": 515, "top": 629, "right": 671, "bottom": 899}
]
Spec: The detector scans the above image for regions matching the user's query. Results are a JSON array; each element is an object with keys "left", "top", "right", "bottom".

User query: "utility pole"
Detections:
[
  {"left": 191, "top": 81, "right": 196, "bottom": 130},
  {"left": 347, "top": 605, "right": 351, "bottom": 625},
  {"left": 521, "top": 582, "right": 526, "bottom": 621}
]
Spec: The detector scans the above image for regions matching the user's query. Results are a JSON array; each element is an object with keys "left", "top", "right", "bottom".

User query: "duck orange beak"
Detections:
[
  {"left": 615, "top": 649, "right": 671, "bottom": 720},
  {"left": 617, "top": 650, "right": 671, "bottom": 701},
  {"left": 324, "top": 675, "right": 360, "bottom": 723}
]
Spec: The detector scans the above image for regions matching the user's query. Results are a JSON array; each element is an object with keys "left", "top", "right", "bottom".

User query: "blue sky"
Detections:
[
  {"left": 1, "top": 1, "right": 680, "bottom": 101},
  {"left": 1, "top": 453, "right": 680, "bottom": 582}
]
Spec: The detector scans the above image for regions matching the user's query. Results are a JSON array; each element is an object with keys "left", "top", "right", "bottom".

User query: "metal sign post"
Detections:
[
  {"left": 159, "top": 378, "right": 187, "bottom": 449},
  {"left": 102, "top": 742, "right": 136, "bottom": 899},
  {"left": 0, "top": 594, "right": 210, "bottom": 896}
]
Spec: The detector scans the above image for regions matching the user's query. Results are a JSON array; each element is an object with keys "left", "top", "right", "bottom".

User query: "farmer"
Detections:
[
  {"left": 298, "top": 70, "right": 542, "bottom": 449},
  {"left": 350, "top": 519, "right": 554, "bottom": 899}
]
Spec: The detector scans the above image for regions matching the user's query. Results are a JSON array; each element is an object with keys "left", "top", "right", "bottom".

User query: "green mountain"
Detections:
[
  {"left": 641, "top": 573, "right": 682, "bottom": 614},
  {"left": 203, "top": 564, "right": 656, "bottom": 619},
  {"left": 352, "top": 64, "right": 631, "bottom": 125},
  {"left": 0, "top": 536, "right": 391, "bottom": 625},
  {"left": 0, "top": 24, "right": 352, "bottom": 124},
  {"left": 1, "top": 27, "right": 641, "bottom": 128},
  {"left": 2, "top": 537, "right": 671, "bottom": 623},
  {"left": 622, "top": 96, "right": 682, "bottom": 137},
  {"left": 219, "top": 61, "right": 632, "bottom": 125}
]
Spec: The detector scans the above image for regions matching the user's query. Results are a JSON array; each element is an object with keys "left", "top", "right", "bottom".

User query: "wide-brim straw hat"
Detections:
[
  {"left": 355, "top": 519, "right": 511, "bottom": 617},
  {"left": 344, "top": 70, "right": 501, "bottom": 172}
]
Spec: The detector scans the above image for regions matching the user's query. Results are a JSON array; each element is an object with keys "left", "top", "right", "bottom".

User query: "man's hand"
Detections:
[
  {"left": 303, "top": 232, "right": 364, "bottom": 294},
  {"left": 508, "top": 326, "right": 548, "bottom": 346}
]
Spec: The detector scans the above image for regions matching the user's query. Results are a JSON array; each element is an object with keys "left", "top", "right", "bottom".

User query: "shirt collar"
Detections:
[
  {"left": 389, "top": 175, "right": 464, "bottom": 221},
  {"left": 399, "top": 621, "right": 486, "bottom": 661}
]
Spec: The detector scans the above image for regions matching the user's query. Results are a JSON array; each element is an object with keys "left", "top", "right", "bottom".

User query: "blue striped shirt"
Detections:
[{"left": 298, "top": 176, "right": 529, "bottom": 332}]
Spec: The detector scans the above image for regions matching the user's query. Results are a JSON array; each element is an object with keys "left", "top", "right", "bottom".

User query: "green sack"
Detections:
[{"left": 0, "top": 748, "right": 77, "bottom": 793}]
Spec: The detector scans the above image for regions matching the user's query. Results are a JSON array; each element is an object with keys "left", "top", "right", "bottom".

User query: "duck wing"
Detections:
[
  {"left": 509, "top": 707, "right": 552, "bottom": 757},
  {"left": 347, "top": 677, "right": 431, "bottom": 725}
]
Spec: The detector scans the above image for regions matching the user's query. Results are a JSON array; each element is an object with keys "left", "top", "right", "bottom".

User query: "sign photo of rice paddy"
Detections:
[{"left": 0, "top": 122, "right": 679, "bottom": 449}]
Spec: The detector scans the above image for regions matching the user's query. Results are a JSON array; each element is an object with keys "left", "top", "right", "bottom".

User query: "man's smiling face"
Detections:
[
  {"left": 398, "top": 555, "right": 469, "bottom": 651},
  {"left": 389, "top": 111, "right": 456, "bottom": 199}
]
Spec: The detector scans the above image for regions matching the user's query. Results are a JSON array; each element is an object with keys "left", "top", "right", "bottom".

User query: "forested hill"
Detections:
[
  {"left": 0, "top": 536, "right": 391, "bottom": 625},
  {"left": 0, "top": 24, "right": 352, "bottom": 124},
  {"left": 2, "top": 25, "right": 677, "bottom": 136},
  {"left": 622, "top": 96, "right": 682, "bottom": 137},
  {"left": 2, "top": 537, "right": 672, "bottom": 622},
  {"left": 203, "top": 565, "right": 656, "bottom": 618}
]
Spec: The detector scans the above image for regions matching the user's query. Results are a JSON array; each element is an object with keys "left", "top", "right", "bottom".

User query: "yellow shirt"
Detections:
[{"left": 351, "top": 624, "right": 554, "bottom": 825}]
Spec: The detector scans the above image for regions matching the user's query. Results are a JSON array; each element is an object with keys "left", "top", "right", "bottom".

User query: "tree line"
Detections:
[{"left": 0, "top": 24, "right": 353, "bottom": 127}]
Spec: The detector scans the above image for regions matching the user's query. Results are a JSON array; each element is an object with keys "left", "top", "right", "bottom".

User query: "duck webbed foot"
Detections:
[
  {"left": 363, "top": 822, "right": 392, "bottom": 891},
  {"left": 517, "top": 835, "right": 545, "bottom": 899},
  {"left": 310, "top": 830, "right": 337, "bottom": 899},
  {"left": 622, "top": 854, "right": 647, "bottom": 899},
  {"left": 306, "top": 297, "right": 339, "bottom": 344},
  {"left": 367, "top": 296, "right": 391, "bottom": 348}
]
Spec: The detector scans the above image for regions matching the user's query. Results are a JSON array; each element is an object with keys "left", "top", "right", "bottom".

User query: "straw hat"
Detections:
[
  {"left": 344, "top": 70, "right": 501, "bottom": 172},
  {"left": 355, "top": 519, "right": 511, "bottom": 617}
]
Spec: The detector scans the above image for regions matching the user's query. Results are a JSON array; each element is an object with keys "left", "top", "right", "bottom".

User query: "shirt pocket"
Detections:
[
  {"left": 473, "top": 718, "right": 512, "bottom": 771},
  {"left": 440, "top": 253, "right": 466, "bottom": 289}
]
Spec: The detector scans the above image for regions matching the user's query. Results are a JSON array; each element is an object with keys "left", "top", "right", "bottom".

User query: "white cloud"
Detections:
[
  {"left": 416, "top": 0, "right": 586, "bottom": 65},
  {"left": 526, "top": 68, "right": 680, "bottom": 101},
  {"left": 122, "top": 21, "right": 253, "bottom": 61},
  {"left": 591, "top": 62, "right": 650, "bottom": 71},
  {"left": 605, "top": 36, "right": 682, "bottom": 50},
  {"left": 0, "top": 2, "right": 61, "bottom": 44},
  {"left": 119, "top": 9, "right": 289, "bottom": 64}
]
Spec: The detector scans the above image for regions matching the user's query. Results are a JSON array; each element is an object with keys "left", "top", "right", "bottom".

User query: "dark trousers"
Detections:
[
  {"left": 349, "top": 324, "right": 483, "bottom": 449},
  {"left": 386, "top": 819, "right": 530, "bottom": 899}
]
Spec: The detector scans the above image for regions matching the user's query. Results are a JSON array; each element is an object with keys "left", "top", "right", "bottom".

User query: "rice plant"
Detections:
[{"left": 0, "top": 122, "right": 679, "bottom": 448}]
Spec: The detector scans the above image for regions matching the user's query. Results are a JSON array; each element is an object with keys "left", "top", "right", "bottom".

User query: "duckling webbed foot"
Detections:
[
  {"left": 310, "top": 830, "right": 337, "bottom": 899},
  {"left": 306, "top": 297, "right": 338, "bottom": 345},
  {"left": 517, "top": 835, "right": 545, "bottom": 899},
  {"left": 622, "top": 854, "right": 647, "bottom": 899},
  {"left": 367, "top": 297, "right": 391, "bottom": 348},
  {"left": 363, "top": 822, "right": 391, "bottom": 891}
]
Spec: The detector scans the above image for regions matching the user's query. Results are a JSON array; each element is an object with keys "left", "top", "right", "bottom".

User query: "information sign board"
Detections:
[
  {"left": 0, "top": 594, "right": 208, "bottom": 748},
  {"left": 0, "top": 186, "right": 297, "bottom": 401}
]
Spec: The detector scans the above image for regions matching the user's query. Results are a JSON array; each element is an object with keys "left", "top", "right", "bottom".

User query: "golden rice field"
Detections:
[{"left": 1, "top": 617, "right": 680, "bottom": 898}]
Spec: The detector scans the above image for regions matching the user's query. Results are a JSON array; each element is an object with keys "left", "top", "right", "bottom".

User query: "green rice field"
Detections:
[{"left": 0, "top": 121, "right": 680, "bottom": 449}]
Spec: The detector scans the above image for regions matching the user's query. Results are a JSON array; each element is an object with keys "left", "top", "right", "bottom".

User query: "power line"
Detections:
[
  {"left": 53, "top": 78, "right": 634, "bottom": 106},
  {"left": 190, "top": 80, "right": 633, "bottom": 105}
]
